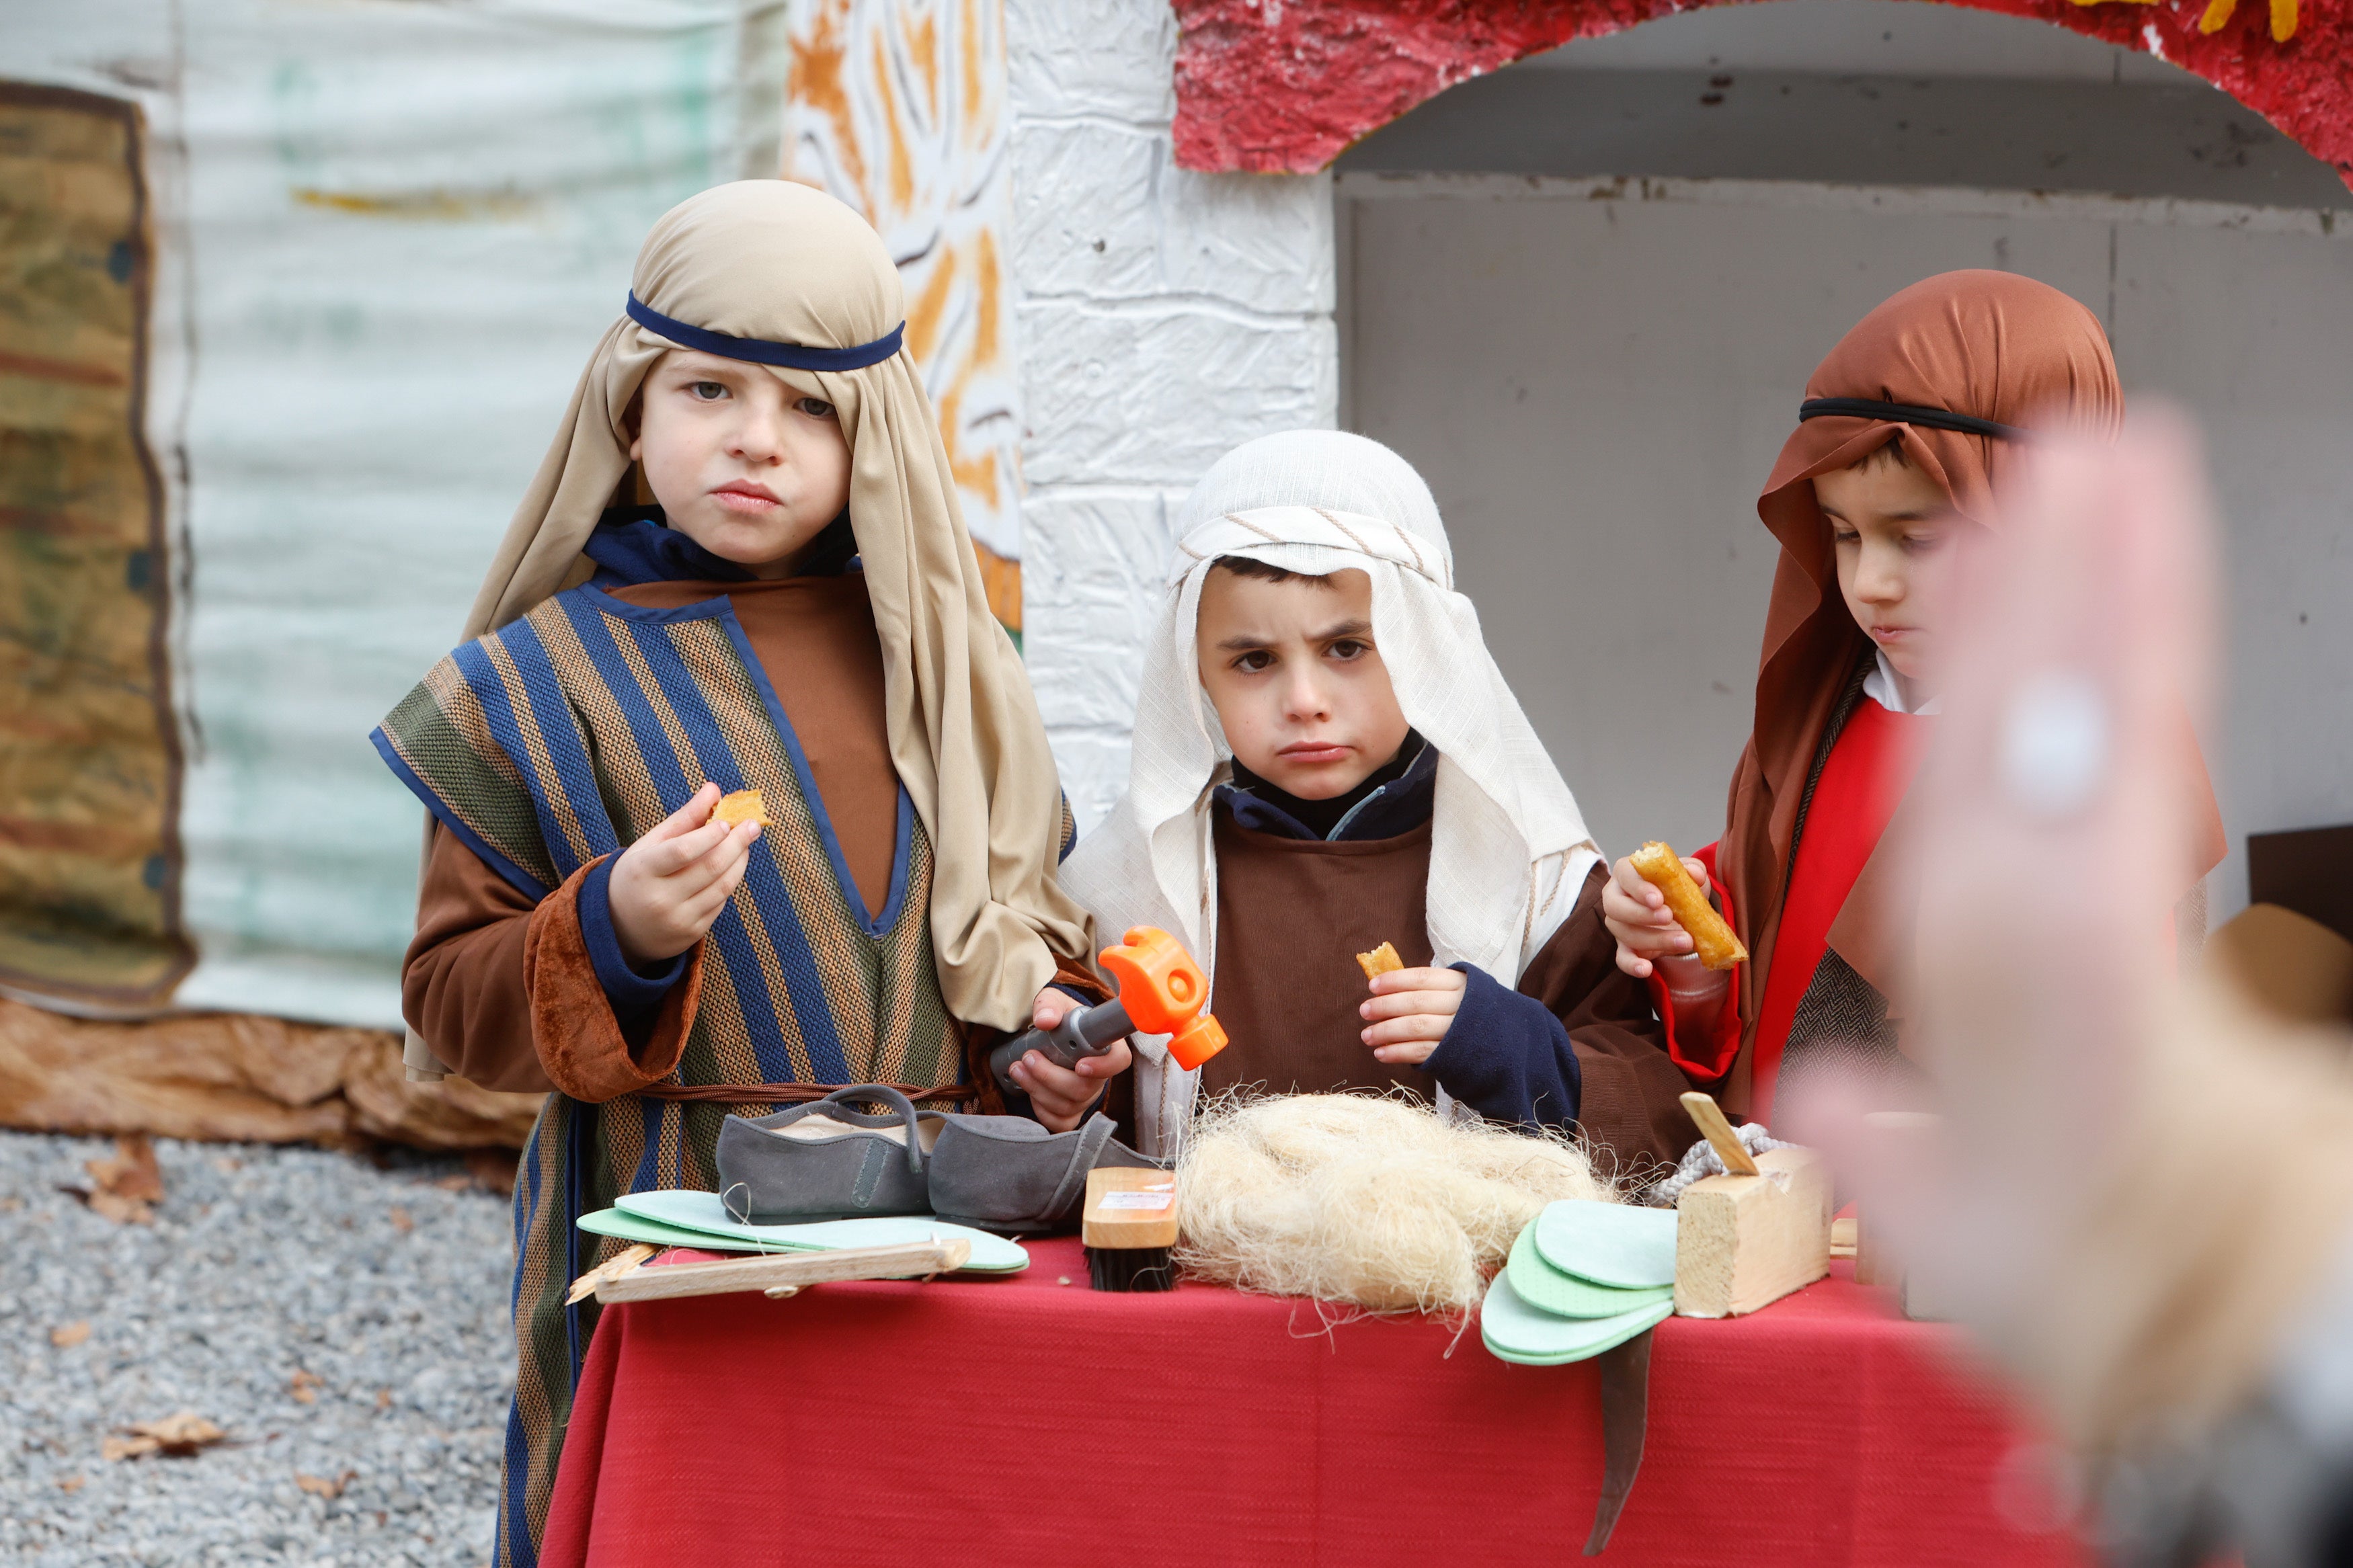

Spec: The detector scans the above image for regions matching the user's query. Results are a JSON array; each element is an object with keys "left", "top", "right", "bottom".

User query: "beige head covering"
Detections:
[{"left": 406, "top": 180, "right": 1085, "bottom": 1077}]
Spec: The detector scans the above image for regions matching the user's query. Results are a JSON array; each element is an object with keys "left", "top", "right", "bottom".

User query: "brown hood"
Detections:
[{"left": 1717, "top": 270, "right": 2223, "bottom": 1106}]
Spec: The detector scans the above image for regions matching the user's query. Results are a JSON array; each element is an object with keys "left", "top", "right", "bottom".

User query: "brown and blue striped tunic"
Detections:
[{"left": 376, "top": 527, "right": 1000, "bottom": 1567}]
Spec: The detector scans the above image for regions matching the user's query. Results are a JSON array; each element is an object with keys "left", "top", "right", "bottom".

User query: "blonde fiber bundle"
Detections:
[{"left": 1172, "top": 1092, "right": 1619, "bottom": 1315}]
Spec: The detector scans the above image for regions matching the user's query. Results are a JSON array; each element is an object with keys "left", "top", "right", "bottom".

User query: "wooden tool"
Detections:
[
  {"left": 592, "top": 1237, "right": 971, "bottom": 1303},
  {"left": 1671, "top": 1098, "right": 1830, "bottom": 1319},
  {"left": 1083, "top": 1165, "right": 1179, "bottom": 1291},
  {"left": 567, "top": 1243, "right": 657, "bottom": 1305},
  {"left": 1677, "top": 1091, "right": 1760, "bottom": 1178}
]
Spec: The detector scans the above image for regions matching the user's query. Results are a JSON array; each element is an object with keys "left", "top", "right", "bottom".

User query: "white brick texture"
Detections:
[{"left": 1004, "top": 0, "right": 1336, "bottom": 824}]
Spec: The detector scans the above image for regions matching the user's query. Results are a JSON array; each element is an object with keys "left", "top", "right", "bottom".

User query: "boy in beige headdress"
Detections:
[{"left": 371, "top": 181, "right": 1097, "bottom": 1565}]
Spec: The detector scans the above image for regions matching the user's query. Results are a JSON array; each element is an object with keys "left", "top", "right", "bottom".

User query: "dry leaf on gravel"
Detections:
[
  {"left": 104, "top": 1410, "right": 228, "bottom": 1460},
  {"left": 288, "top": 1369, "right": 322, "bottom": 1406},
  {"left": 296, "top": 1469, "right": 358, "bottom": 1499},
  {"left": 57, "top": 1475, "right": 84, "bottom": 1493},
  {"left": 90, "top": 1133, "right": 165, "bottom": 1200},
  {"left": 63, "top": 1134, "right": 165, "bottom": 1224},
  {"left": 50, "top": 1320, "right": 91, "bottom": 1349},
  {"left": 389, "top": 1205, "right": 413, "bottom": 1234},
  {"left": 375, "top": 1387, "right": 392, "bottom": 1411}
]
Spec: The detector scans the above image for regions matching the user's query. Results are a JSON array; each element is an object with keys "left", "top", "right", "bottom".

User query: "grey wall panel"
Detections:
[{"left": 1345, "top": 183, "right": 2352, "bottom": 917}]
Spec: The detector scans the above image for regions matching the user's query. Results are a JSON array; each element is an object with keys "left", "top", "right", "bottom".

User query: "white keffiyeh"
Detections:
[{"left": 1058, "top": 431, "right": 1601, "bottom": 1153}]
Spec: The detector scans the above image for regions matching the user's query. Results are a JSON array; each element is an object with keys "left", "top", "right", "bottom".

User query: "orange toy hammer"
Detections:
[{"left": 987, "top": 927, "right": 1228, "bottom": 1096}]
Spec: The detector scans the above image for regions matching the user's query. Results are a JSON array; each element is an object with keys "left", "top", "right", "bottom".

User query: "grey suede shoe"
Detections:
[
  {"left": 714, "top": 1085, "right": 943, "bottom": 1224},
  {"left": 926, "top": 1111, "right": 1162, "bottom": 1235}
]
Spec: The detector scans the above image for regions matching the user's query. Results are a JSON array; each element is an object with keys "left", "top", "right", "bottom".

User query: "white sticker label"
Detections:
[{"left": 1097, "top": 1191, "right": 1173, "bottom": 1210}]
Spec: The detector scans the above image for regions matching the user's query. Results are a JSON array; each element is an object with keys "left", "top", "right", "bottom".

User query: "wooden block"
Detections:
[
  {"left": 1082, "top": 1165, "right": 1177, "bottom": 1250},
  {"left": 1852, "top": 1210, "right": 1895, "bottom": 1288},
  {"left": 595, "top": 1238, "right": 970, "bottom": 1303},
  {"left": 1673, "top": 1147, "right": 1832, "bottom": 1319},
  {"left": 1853, "top": 1112, "right": 1940, "bottom": 1296},
  {"left": 1829, "top": 1216, "right": 1858, "bottom": 1259}
]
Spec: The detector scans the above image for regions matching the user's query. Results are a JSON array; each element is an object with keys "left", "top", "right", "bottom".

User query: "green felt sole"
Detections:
[
  {"left": 1480, "top": 1270, "right": 1674, "bottom": 1366},
  {"left": 596, "top": 1193, "right": 1030, "bottom": 1272},
  {"left": 1531, "top": 1198, "right": 1679, "bottom": 1290},
  {"left": 1505, "top": 1225, "right": 1674, "bottom": 1319}
]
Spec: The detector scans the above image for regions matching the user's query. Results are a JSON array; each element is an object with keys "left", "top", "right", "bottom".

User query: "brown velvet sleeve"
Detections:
[
  {"left": 402, "top": 829, "right": 555, "bottom": 1094},
  {"left": 521, "top": 857, "right": 705, "bottom": 1103},
  {"left": 1521, "top": 863, "right": 1702, "bottom": 1184}
]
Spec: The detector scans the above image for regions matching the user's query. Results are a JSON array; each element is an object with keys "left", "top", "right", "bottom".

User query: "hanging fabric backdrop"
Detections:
[{"left": 3, "top": 0, "right": 1021, "bottom": 1028}]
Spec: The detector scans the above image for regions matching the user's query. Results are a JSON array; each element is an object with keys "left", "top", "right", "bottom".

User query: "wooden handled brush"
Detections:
[{"left": 1083, "top": 1166, "right": 1179, "bottom": 1292}]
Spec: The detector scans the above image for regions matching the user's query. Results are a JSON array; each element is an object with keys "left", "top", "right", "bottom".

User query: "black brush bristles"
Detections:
[{"left": 1087, "top": 1245, "right": 1176, "bottom": 1292}]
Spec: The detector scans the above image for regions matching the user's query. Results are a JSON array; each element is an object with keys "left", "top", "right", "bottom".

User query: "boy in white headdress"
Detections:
[{"left": 1053, "top": 431, "right": 1693, "bottom": 1167}]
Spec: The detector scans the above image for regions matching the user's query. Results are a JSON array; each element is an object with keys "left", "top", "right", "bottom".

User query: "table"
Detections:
[{"left": 541, "top": 1243, "right": 2091, "bottom": 1567}]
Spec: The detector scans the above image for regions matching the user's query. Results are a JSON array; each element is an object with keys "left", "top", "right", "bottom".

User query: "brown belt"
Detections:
[{"left": 628, "top": 1081, "right": 981, "bottom": 1105}]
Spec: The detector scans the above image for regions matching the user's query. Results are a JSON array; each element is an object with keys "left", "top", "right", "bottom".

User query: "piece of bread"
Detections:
[
  {"left": 1628, "top": 841, "right": 1748, "bottom": 970},
  {"left": 1355, "top": 940, "right": 1405, "bottom": 981},
  {"left": 711, "top": 788, "right": 772, "bottom": 829}
]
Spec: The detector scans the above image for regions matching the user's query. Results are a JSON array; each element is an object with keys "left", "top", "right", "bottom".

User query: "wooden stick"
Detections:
[
  {"left": 595, "top": 1237, "right": 972, "bottom": 1304},
  {"left": 1679, "top": 1091, "right": 1760, "bottom": 1178},
  {"left": 566, "top": 1243, "right": 655, "bottom": 1305}
]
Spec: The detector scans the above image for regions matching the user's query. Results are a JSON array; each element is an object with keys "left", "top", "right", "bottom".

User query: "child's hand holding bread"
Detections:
[
  {"left": 1602, "top": 841, "right": 1743, "bottom": 980},
  {"left": 1355, "top": 939, "right": 1468, "bottom": 1066},
  {"left": 607, "top": 781, "right": 764, "bottom": 967}
]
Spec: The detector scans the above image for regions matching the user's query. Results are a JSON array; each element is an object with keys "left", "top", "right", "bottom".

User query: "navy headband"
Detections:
[
  {"left": 625, "top": 293, "right": 904, "bottom": 372},
  {"left": 1798, "top": 397, "right": 2026, "bottom": 443}
]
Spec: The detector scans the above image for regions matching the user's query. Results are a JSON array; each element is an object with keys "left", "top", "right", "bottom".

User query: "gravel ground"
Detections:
[{"left": 1, "top": 1130, "right": 516, "bottom": 1567}]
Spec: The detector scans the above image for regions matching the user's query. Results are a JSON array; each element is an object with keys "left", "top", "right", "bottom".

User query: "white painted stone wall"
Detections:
[{"left": 1002, "top": 0, "right": 1336, "bottom": 831}]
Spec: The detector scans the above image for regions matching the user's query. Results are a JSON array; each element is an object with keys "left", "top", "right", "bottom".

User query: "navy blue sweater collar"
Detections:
[
  {"left": 1214, "top": 735, "right": 1437, "bottom": 843},
  {"left": 582, "top": 507, "right": 857, "bottom": 588}
]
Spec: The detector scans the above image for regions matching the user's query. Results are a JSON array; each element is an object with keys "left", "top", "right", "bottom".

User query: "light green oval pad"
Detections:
[
  {"left": 606, "top": 1192, "right": 1029, "bottom": 1272},
  {"left": 1532, "top": 1198, "right": 1678, "bottom": 1289},
  {"left": 1505, "top": 1223, "right": 1673, "bottom": 1320},
  {"left": 580, "top": 1208, "right": 759, "bottom": 1251},
  {"left": 1480, "top": 1270, "right": 1673, "bottom": 1367}
]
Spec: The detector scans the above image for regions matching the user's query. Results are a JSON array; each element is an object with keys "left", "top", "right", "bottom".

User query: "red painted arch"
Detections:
[{"left": 1171, "top": 0, "right": 2352, "bottom": 190}]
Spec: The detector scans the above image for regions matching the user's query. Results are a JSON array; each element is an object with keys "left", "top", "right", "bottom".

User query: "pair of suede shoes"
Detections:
[{"left": 713, "top": 1084, "right": 1160, "bottom": 1235}]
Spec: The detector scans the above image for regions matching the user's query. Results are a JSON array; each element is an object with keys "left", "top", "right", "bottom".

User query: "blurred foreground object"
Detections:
[
  {"left": 0, "top": 996, "right": 539, "bottom": 1151},
  {"left": 1901, "top": 412, "right": 2353, "bottom": 1566},
  {"left": 2205, "top": 904, "right": 2353, "bottom": 1032}
]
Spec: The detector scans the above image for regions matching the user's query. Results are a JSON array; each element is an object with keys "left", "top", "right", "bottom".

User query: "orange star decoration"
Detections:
[
  {"left": 2202, "top": 0, "right": 2298, "bottom": 40},
  {"left": 2068, "top": 0, "right": 2297, "bottom": 40}
]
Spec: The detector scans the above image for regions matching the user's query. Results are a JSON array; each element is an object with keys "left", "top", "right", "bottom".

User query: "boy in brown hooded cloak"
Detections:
[{"left": 1603, "top": 270, "right": 2225, "bottom": 1124}]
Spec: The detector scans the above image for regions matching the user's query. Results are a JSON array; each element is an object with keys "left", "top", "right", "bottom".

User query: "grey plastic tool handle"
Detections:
[{"left": 987, "top": 997, "right": 1133, "bottom": 1094}]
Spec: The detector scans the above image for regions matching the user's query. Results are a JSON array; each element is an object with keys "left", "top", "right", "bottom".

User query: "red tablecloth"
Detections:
[{"left": 542, "top": 1243, "right": 2090, "bottom": 1567}]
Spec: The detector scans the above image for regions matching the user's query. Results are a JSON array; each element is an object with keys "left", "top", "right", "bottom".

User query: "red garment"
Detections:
[
  {"left": 1648, "top": 843, "right": 1741, "bottom": 1083},
  {"left": 541, "top": 1241, "right": 2089, "bottom": 1568},
  {"left": 1748, "top": 699, "right": 1932, "bottom": 1121},
  {"left": 1648, "top": 702, "right": 1928, "bottom": 1103}
]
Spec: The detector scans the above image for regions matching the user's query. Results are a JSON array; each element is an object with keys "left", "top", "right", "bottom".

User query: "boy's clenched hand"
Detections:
[
  {"left": 608, "top": 782, "right": 760, "bottom": 967},
  {"left": 1359, "top": 966, "right": 1467, "bottom": 1065},
  {"left": 1008, "top": 987, "right": 1132, "bottom": 1133}
]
